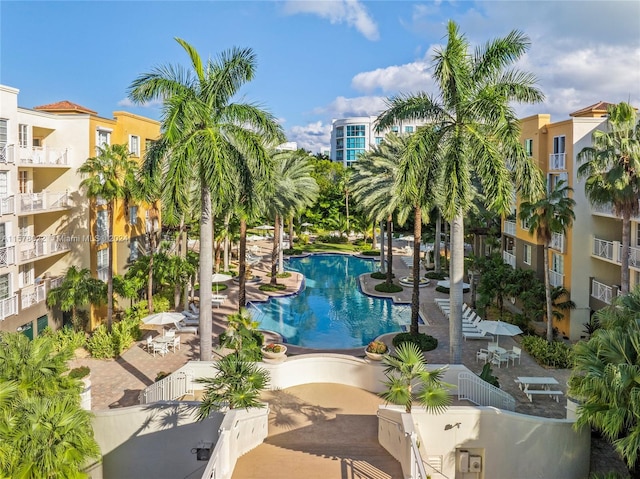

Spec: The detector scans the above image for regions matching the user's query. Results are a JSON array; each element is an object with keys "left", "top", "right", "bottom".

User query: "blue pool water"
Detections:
[{"left": 250, "top": 254, "right": 410, "bottom": 349}]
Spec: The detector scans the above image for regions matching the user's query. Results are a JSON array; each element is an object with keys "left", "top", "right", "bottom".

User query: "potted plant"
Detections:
[
  {"left": 261, "top": 343, "right": 287, "bottom": 360},
  {"left": 69, "top": 366, "right": 92, "bottom": 410},
  {"left": 365, "top": 340, "right": 388, "bottom": 360}
]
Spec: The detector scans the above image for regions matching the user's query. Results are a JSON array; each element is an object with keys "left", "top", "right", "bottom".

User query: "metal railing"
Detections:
[
  {"left": 622, "top": 245, "right": 640, "bottom": 268},
  {"left": 0, "top": 295, "right": 18, "bottom": 320},
  {"left": 48, "top": 276, "right": 64, "bottom": 290},
  {"left": 19, "top": 237, "right": 69, "bottom": 262},
  {"left": 502, "top": 250, "right": 516, "bottom": 269},
  {"left": 0, "top": 245, "right": 16, "bottom": 267},
  {"left": 409, "top": 433, "right": 429, "bottom": 479},
  {"left": 18, "top": 146, "right": 70, "bottom": 166},
  {"left": 503, "top": 220, "right": 516, "bottom": 236},
  {"left": 549, "top": 269, "right": 564, "bottom": 288},
  {"left": 550, "top": 233, "right": 565, "bottom": 253},
  {"left": 549, "top": 152, "right": 566, "bottom": 170},
  {"left": 18, "top": 191, "right": 69, "bottom": 214},
  {"left": 0, "top": 196, "right": 15, "bottom": 215},
  {"left": 21, "top": 283, "right": 46, "bottom": 309},
  {"left": 591, "top": 279, "right": 613, "bottom": 304},
  {"left": 139, "top": 370, "right": 194, "bottom": 404},
  {"left": 593, "top": 238, "right": 614, "bottom": 261},
  {"left": 458, "top": 371, "right": 516, "bottom": 411}
]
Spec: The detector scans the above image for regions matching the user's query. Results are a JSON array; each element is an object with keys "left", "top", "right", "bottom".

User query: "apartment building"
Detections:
[
  {"left": 502, "top": 102, "right": 616, "bottom": 340},
  {"left": 329, "top": 116, "right": 428, "bottom": 167},
  {"left": 0, "top": 84, "right": 160, "bottom": 335}
]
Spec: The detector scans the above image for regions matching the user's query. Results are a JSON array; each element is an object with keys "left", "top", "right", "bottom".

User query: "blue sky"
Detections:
[{"left": 2, "top": 1, "right": 639, "bottom": 152}]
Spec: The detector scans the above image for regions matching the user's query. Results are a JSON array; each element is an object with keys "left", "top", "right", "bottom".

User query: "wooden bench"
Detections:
[{"left": 524, "top": 390, "right": 563, "bottom": 402}]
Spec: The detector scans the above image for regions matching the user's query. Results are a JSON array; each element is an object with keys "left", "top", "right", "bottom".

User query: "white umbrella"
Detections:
[
  {"left": 400, "top": 235, "right": 415, "bottom": 243},
  {"left": 212, "top": 272, "right": 233, "bottom": 293},
  {"left": 142, "top": 312, "right": 185, "bottom": 326},
  {"left": 477, "top": 320, "right": 523, "bottom": 346},
  {"left": 301, "top": 222, "right": 313, "bottom": 227},
  {"left": 255, "top": 225, "right": 274, "bottom": 230}
]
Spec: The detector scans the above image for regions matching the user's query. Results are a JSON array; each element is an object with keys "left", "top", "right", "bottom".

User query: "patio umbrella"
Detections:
[
  {"left": 255, "top": 225, "right": 274, "bottom": 230},
  {"left": 211, "top": 272, "right": 233, "bottom": 294},
  {"left": 477, "top": 320, "right": 523, "bottom": 346},
  {"left": 301, "top": 222, "right": 313, "bottom": 227},
  {"left": 142, "top": 312, "right": 185, "bottom": 326}
]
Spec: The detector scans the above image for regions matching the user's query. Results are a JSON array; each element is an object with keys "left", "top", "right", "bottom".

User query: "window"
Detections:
[
  {"left": 19, "top": 125, "right": 28, "bottom": 148},
  {"left": 129, "top": 239, "right": 139, "bottom": 261},
  {"left": 336, "top": 126, "right": 344, "bottom": 138},
  {"left": 97, "top": 249, "right": 109, "bottom": 281},
  {"left": 346, "top": 137, "right": 365, "bottom": 149},
  {"left": 404, "top": 126, "right": 414, "bottom": 133},
  {"left": 18, "top": 171, "right": 28, "bottom": 194},
  {"left": 375, "top": 137, "right": 383, "bottom": 145},
  {"left": 520, "top": 216, "right": 531, "bottom": 230},
  {"left": 336, "top": 150, "right": 344, "bottom": 161},
  {"left": 0, "top": 119, "right": 7, "bottom": 162},
  {"left": 346, "top": 125, "right": 365, "bottom": 137},
  {"left": 391, "top": 125, "right": 399, "bottom": 133},
  {"left": 523, "top": 244, "right": 532, "bottom": 265},
  {"left": 553, "top": 135, "right": 566, "bottom": 154},
  {"left": 96, "top": 210, "right": 108, "bottom": 244},
  {"left": 525, "top": 138, "right": 533, "bottom": 157},
  {"left": 551, "top": 252, "right": 564, "bottom": 274},
  {"left": 0, "top": 273, "right": 10, "bottom": 300},
  {"left": 96, "top": 128, "right": 111, "bottom": 150},
  {"left": 129, "top": 135, "right": 140, "bottom": 156},
  {"left": 346, "top": 149, "right": 365, "bottom": 162},
  {"left": 336, "top": 138, "right": 344, "bottom": 149},
  {"left": 19, "top": 264, "right": 33, "bottom": 287},
  {"left": 0, "top": 223, "right": 6, "bottom": 248},
  {"left": 18, "top": 217, "right": 28, "bottom": 238},
  {"left": 129, "top": 205, "right": 138, "bottom": 225}
]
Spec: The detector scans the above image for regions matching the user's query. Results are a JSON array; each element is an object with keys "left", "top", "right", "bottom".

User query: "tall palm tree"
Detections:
[
  {"left": 129, "top": 38, "right": 284, "bottom": 361},
  {"left": 577, "top": 102, "right": 640, "bottom": 294},
  {"left": 79, "top": 143, "right": 138, "bottom": 330},
  {"left": 519, "top": 180, "right": 575, "bottom": 342},
  {"left": 376, "top": 20, "right": 544, "bottom": 363},
  {"left": 46, "top": 266, "right": 107, "bottom": 331}
]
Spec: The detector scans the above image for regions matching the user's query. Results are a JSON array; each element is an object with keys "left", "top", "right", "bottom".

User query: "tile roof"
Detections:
[
  {"left": 33, "top": 100, "right": 97, "bottom": 115},
  {"left": 569, "top": 101, "right": 615, "bottom": 117}
]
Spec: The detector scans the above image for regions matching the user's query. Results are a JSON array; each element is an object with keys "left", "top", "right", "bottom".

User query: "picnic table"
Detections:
[{"left": 516, "top": 377, "right": 563, "bottom": 402}]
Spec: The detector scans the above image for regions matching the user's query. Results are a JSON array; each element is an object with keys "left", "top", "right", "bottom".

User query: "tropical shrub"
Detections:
[
  {"left": 316, "top": 234, "right": 349, "bottom": 244},
  {"left": 366, "top": 340, "right": 388, "bottom": 354},
  {"left": 392, "top": 332, "right": 438, "bottom": 352},
  {"left": 151, "top": 294, "right": 170, "bottom": 313},
  {"left": 371, "top": 271, "right": 394, "bottom": 280},
  {"left": 123, "top": 300, "right": 150, "bottom": 322},
  {"left": 520, "top": 335, "right": 572, "bottom": 368},
  {"left": 375, "top": 283, "right": 403, "bottom": 293},
  {"left": 219, "top": 309, "right": 264, "bottom": 361},
  {"left": 478, "top": 363, "right": 499, "bottom": 388},
  {"left": 69, "top": 366, "right": 91, "bottom": 380},
  {"left": 259, "top": 283, "right": 286, "bottom": 292},
  {"left": 360, "top": 250, "right": 381, "bottom": 256},
  {"left": 283, "top": 248, "right": 304, "bottom": 255},
  {"left": 425, "top": 271, "right": 447, "bottom": 280},
  {"left": 41, "top": 326, "right": 86, "bottom": 353},
  {"left": 86, "top": 318, "right": 141, "bottom": 359},
  {"left": 436, "top": 285, "right": 470, "bottom": 294},
  {"left": 86, "top": 325, "right": 115, "bottom": 358}
]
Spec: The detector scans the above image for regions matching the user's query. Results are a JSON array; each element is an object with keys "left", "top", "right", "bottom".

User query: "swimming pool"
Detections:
[{"left": 250, "top": 254, "right": 410, "bottom": 349}]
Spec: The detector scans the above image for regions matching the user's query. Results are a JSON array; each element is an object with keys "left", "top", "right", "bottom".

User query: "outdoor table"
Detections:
[{"left": 516, "top": 376, "right": 559, "bottom": 390}]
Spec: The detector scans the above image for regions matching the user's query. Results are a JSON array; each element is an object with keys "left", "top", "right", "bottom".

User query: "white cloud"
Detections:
[
  {"left": 282, "top": 0, "right": 379, "bottom": 41},
  {"left": 117, "top": 97, "right": 163, "bottom": 108},
  {"left": 287, "top": 121, "right": 332, "bottom": 153},
  {"left": 313, "top": 95, "right": 388, "bottom": 118},
  {"left": 351, "top": 60, "right": 432, "bottom": 94}
]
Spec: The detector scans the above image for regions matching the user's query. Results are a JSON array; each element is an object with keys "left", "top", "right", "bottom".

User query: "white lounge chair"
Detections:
[
  {"left": 171, "top": 321, "right": 198, "bottom": 335},
  {"left": 463, "top": 330, "right": 493, "bottom": 341}
]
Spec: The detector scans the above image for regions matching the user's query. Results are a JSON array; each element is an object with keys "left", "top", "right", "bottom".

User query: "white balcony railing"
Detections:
[
  {"left": 0, "top": 295, "right": 18, "bottom": 320},
  {"left": 549, "top": 152, "right": 566, "bottom": 170},
  {"left": 550, "top": 232, "right": 565, "bottom": 253},
  {"left": 503, "top": 220, "right": 516, "bottom": 236},
  {"left": 458, "top": 371, "right": 516, "bottom": 411},
  {"left": 593, "top": 237, "right": 615, "bottom": 261},
  {"left": 502, "top": 250, "right": 516, "bottom": 269},
  {"left": 0, "top": 196, "right": 15, "bottom": 216},
  {"left": 48, "top": 276, "right": 64, "bottom": 290},
  {"left": 19, "top": 236, "right": 69, "bottom": 262},
  {"left": 18, "top": 191, "right": 70, "bottom": 214},
  {"left": 591, "top": 279, "right": 614, "bottom": 305},
  {"left": 0, "top": 144, "right": 15, "bottom": 164},
  {"left": 21, "top": 283, "right": 46, "bottom": 309},
  {"left": 18, "top": 146, "right": 70, "bottom": 166},
  {"left": 0, "top": 245, "right": 16, "bottom": 267},
  {"left": 549, "top": 269, "right": 564, "bottom": 287},
  {"left": 622, "top": 245, "right": 640, "bottom": 268}
]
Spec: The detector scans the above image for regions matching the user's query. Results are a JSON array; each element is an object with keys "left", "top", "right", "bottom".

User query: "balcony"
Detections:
[
  {"left": 591, "top": 201, "right": 640, "bottom": 220},
  {"left": 21, "top": 283, "right": 46, "bottom": 310},
  {"left": 18, "top": 146, "right": 70, "bottom": 167},
  {"left": 593, "top": 237, "right": 615, "bottom": 262},
  {"left": 0, "top": 295, "right": 18, "bottom": 320},
  {"left": 591, "top": 279, "right": 616, "bottom": 305},
  {"left": 503, "top": 250, "right": 516, "bottom": 269},
  {"left": 18, "top": 191, "right": 70, "bottom": 215},
  {"left": 503, "top": 220, "right": 516, "bottom": 236},
  {"left": 0, "top": 245, "right": 16, "bottom": 267},
  {"left": 0, "top": 196, "right": 15, "bottom": 216},
  {"left": 550, "top": 233, "right": 565, "bottom": 253},
  {"left": 48, "top": 275, "right": 64, "bottom": 290},
  {"left": 549, "top": 153, "right": 566, "bottom": 171},
  {"left": 0, "top": 144, "right": 15, "bottom": 164},
  {"left": 549, "top": 269, "right": 564, "bottom": 287},
  {"left": 19, "top": 236, "right": 70, "bottom": 263}
]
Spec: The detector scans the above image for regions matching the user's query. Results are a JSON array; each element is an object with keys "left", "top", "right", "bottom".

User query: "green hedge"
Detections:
[
  {"left": 392, "top": 332, "right": 438, "bottom": 352},
  {"left": 259, "top": 283, "right": 287, "bottom": 292},
  {"left": 374, "top": 283, "right": 403, "bottom": 293},
  {"left": 425, "top": 271, "right": 447, "bottom": 280},
  {"left": 87, "top": 318, "right": 141, "bottom": 359},
  {"left": 360, "top": 250, "right": 381, "bottom": 256},
  {"left": 371, "top": 272, "right": 395, "bottom": 280},
  {"left": 436, "top": 285, "right": 470, "bottom": 294},
  {"left": 520, "top": 335, "right": 573, "bottom": 368}
]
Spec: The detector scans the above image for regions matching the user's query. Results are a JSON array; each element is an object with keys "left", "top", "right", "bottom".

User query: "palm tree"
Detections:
[
  {"left": 569, "top": 289, "right": 640, "bottom": 477},
  {"left": 519, "top": 180, "right": 575, "bottom": 342},
  {"left": 47, "top": 266, "right": 107, "bottom": 331},
  {"left": 129, "top": 38, "right": 284, "bottom": 361},
  {"left": 577, "top": 102, "right": 640, "bottom": 294},
  {"left": 78, "top": 143, "right": 138, "bottom": 330},
  {"left": 376, "top": 20, "right": 544, "bottom": 363},
  {"left": 380, "top": 342, "right": 451, "bottom": 413}
]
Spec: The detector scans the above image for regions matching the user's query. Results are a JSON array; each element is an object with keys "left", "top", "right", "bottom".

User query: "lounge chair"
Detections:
[
  {"left": 463, "top": 330, "right": 494, "bottom": 341},
  {"left": 171, "top": 321, "right": 198, "bottom": 335}
]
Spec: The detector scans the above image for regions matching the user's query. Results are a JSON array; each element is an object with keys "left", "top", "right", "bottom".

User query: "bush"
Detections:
[
  {"left": 392, "top": 332, "right": 438, "bottom": 352},
  {"left": 316, "top": 234, "right": 349, "bottom": 244},
  {"left": 435, "top": 285, "right": 470, "bottom": 294},
  {"left": 360, "top": 250, "right": 381, "bottom": 256},
  {"left": 478, "top": 363, "right": 499, "bottom": 388},
  {"left": 69, "top": 366, "right": 91, "bottom": 380},
  {"left": 86, "top": 318, "right": 141, "bottom": 359},
  {"left": 86, "top": 325, "right": 115, "bottom": 359},
  {"left": 520, "top": 335, "right": 573, "bottom": 368},
  {"left": 283, "top": 248, "right": 304, "bottom": 255},
  {"left": 375, "top": 283, "right": 403, "bottom": 293},
  {"left": 41, "top": 326, "right": 86, "bottom": 354},
  {"left": 266, "top": 272, "right": 292, "bottom": 279},
  {"left": 123, "top": 301, "right": 150, "bottom": 322},
  {"left": 259, "top": 283, "right": 287, "bottom": 292},
  {"left": 151, "top": 294, "right": 171, "bottom": 313},
  {"left": 425, "top": 271, "right": 447, "bottom": 280},
  {"left": 370, "top": 271, "right": 395, "bottom": 280},
  {"left": 155, "top": 371, "right": 170, "bottom": 382},
  {"left": 212, "top": 283, "right": 228, "bottom": 292}
]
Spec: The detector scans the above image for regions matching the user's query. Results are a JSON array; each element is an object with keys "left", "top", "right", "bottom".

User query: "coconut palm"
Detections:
[
  {"left": 569, "top": 289, "right": 640, "bottom": 476},
  {"left": 47, "top": 266, "right": 107, "bottom": 331},
  {"left": 380, "top": 342, "right": 451, "bottom": 413},
  {"left": 128, "top": 39, "right": 284, "bottom": 360},
  {"left": 78, "top": 143, "right": 138, "bottom": 330},
  {"left": 577, "top": 102, "right": 640, "bottom": 294},
  {"left": 376, "top": 20, "right": 544, "bottom": 363},
  {"left": 519, "top": 180, "right": 575, "bottom": 342}
]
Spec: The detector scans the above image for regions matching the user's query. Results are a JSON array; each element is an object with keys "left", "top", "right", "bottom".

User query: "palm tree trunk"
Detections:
[
  {"left": 371, "top": 220, "right": 377, "bottom": 249},
  {"left": 199, "top": 186, "right": 213, "bottom": 362},
  {"left": 449, "top": 214, "right": 464, "bottom": 364},
  {"left": 223, "top": 214, "right": 230, "bottom": 273},
  {"left": 443, "top": 220, "right": 449, "bottom": 270},
  {"left": 345, "top": 189, "right": 350, "bottom": 234},
  {"left": 621, "top": 210, "right": 631, "bottom": 294},
  {"left": 379, "top": 220, "right": 386, "bottom": 274},
  {"left": 106, "top": 202, "right": 114, "bottom": 330},
  {"left": 288, "top": 215, "right": 294, "bottom": 250},
  {"left": 148, "top": 232, "right": 155, "bottom": 314},
  {"left": 543, "top": 244, "right": 554, "bottom": 342},
  {"left": 180, "top": 223, "right": 189, "bottom": 310},
  {"left": 238, "top": 218, "right": 247, "bottom": 309},
  {"left": 411, "top": 207, "right": 422, "bottom": 335},
  {"left": 386, "top": 216, "right": 393, "bottom": 285},
  {"left": 271, "top": 216, "right": 280, "bottom": 286},
  {"left": 434, "top": 211, "right": 442, "bottom": 273}
]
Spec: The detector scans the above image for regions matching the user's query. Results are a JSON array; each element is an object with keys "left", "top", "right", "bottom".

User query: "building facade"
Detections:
[
  {"left": 0, "top": 85, "right": 160, "bottom": 335},
  {"left": 329, "top": 116, "right": 428, "bottom": 167}
]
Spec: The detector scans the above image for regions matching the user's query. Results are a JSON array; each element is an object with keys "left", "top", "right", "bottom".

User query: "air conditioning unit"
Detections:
[
  {"left": 458, "top": 451, "right": 469, "bottom": 472},
  {"left": 469, "top": 455, "right": 482, "bottom": 472}
]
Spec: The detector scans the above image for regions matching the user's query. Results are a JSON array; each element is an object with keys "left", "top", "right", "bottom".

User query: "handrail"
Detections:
[
  {"left": 409, "top": 433, "right": 429, "bottom": 479},
  {"left": 458, "top": 371, "right": 516, "bottom": 411},
  {"left": 139, "top": 369, "right": 193, "bottom": 404}
]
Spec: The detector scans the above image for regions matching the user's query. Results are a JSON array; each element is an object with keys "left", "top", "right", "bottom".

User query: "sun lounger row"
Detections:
[{"left": 435, "top": 300, "right": 494, "bottom": 340}]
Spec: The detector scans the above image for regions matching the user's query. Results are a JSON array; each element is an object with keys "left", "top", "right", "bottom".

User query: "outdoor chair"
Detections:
[
  {"left": 506, "top": 346, "right": 522, "bottom": 366},
  {"left": 189, "top": 303, "right": 200, "bottom": 315},
  {"left": 490, "top": 351, "right": 510, "bottom": 368},
  {"left": 151, "top": 340, "right": 168, "bottom": 358},
  {"left": 476, "top": 348, "right": 490, "bottom": 364},
  {"left": 144, "top": 335, "right": 153, "bottom": 353}
]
